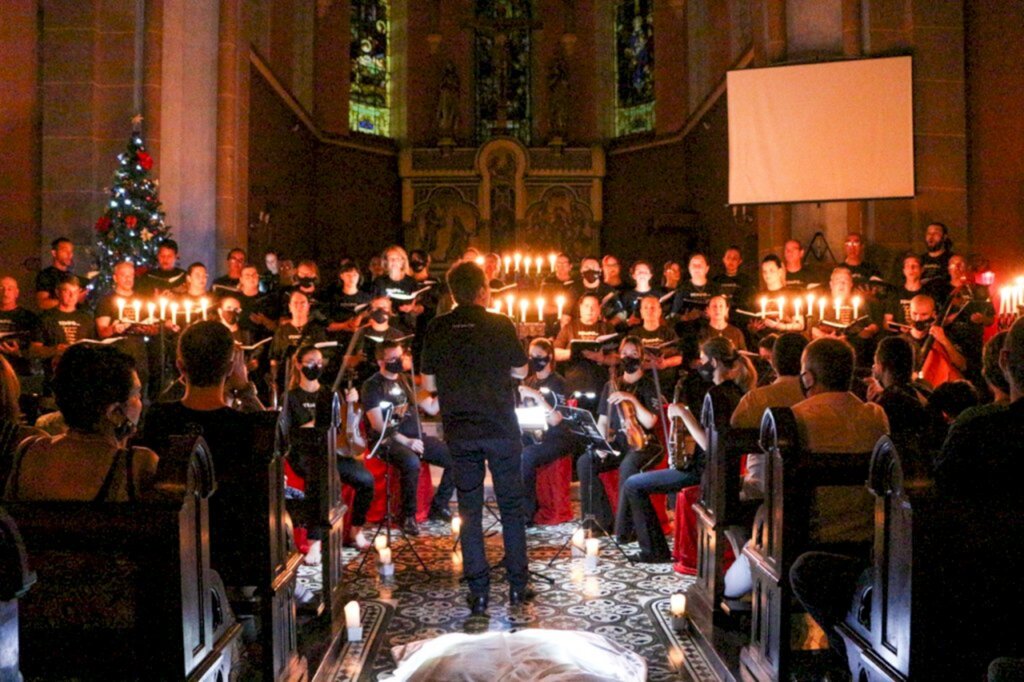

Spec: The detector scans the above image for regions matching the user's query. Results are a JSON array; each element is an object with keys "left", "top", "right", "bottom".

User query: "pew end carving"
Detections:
[{"left": 0, "top": 507, "right": 35, "bottom": 682}]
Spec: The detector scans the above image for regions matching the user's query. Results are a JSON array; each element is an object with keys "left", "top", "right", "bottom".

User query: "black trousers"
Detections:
[
  {"left": 450, "top": 437, "right": 528, "bottom": 596},
  {"left": 789, "top": 551, "right": 865, "bottom": 660},
  {"left": 336, "top": 456, "right": 374, "bottom": 528},
  {"left": 622, "top": 467, "right": 701, "bottom": 561},
  {"left": 377, "top": 435, "right": 454, "bottom": 519},
  {"left": 576, "top": 444, "right": 661, "bottom": 540},
  {"left": 520, "top": 426, "right": 585, "bottom": 522}
]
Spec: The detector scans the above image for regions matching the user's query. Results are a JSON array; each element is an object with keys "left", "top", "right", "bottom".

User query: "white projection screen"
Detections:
[{"left": 727, "top": 56, "right": 914, "bottom": 205}]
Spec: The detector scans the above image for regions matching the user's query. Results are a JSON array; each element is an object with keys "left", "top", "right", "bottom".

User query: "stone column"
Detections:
[
  {"left": 216, "top": 0, "right": 249, "bottom": 263},
  {"left": 753, "top": 0, "right": 790, "bottom": 259}
]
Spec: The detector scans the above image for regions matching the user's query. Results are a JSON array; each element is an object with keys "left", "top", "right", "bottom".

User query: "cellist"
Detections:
[{"left": 901, "top": 294, "right": 967, "bottom": 389}]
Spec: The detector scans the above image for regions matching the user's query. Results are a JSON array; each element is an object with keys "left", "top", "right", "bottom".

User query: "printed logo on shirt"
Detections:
[{"left": 58, "top": 320, "right": 82, "bottom": 344}]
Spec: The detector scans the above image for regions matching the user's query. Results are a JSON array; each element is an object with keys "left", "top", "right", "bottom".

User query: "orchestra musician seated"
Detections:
[
  {"left": 623, "top": 337, "right": 755, "bottom": 563},
  {"left": 899, "top": 294, "right": 966, "bottom": 388},
  {"left": 362, "top": 340, "right": 454, "bottom": 534},
  {"left": 576, "top": 336, "right": 661, "bottom": 541},
  {"left": 518, "top": 338, "right": 585, "bottom": 525},
  {"left": 4, "top": 344, "right": 158, "bottom": 502}
]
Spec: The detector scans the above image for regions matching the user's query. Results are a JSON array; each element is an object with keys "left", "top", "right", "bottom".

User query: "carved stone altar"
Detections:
[{"left": 400, "top": 138, "right": 605, "bottom": 264}]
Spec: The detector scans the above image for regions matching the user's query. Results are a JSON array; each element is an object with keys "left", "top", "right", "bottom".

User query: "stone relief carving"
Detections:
[
  {"left": 411, "top": 186, "right": 480, "bottom": 263},
  {"left": 523, "top": 186, "right": 594, "bottom": 258}
]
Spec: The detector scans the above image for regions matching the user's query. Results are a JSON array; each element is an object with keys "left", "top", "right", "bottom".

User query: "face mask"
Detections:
[
  {"left": 800, "top": 372, "right": 813, "bottom": 397},
  {"left": 410, "top": 261, "right": 427, "bottom": 273},
  {"left": 297, "top": 277, "right": 316, "bottom": 289},
  {"left": 221, "top": 310, "right": 239, "bottom": 325},
  {"left": 301, "top": 364, "right": 323, "bottom": 381},
  {"left": 912, "top": 318, "right": 934, "bottom": 332},
  {"left": 621, "top": 357, "right": 641, "bottom": 373},
  {"left": 112, "top": 407, "right": 137, "bottom": 441},
  {"left": 384, "top": 358, "right": 404, "bottom": 374},
  {"left": 370, "top": 309, "right": 389, "bottom": 324},
  {"left": 697, "top": 360, "right": 715, "bottom": 383},
  {"left": 582, "top": 270, "right": 601, "bottom": 284},
  {"left": 529, "top": 356, "right": 550, "bottom": 372}
]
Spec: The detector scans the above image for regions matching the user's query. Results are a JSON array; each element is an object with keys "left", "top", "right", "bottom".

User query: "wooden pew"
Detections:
[
  {"left": 205, "top": 411, "right": 306, "bottom": 682},
  {"left": 738, "top": 407, "right": 874, "bottom": 682},
  {"left": 5, "top": 436, "right": 241, "bottom": 681},
  {"left": 687, "top": 390, "right": 761, "bottom": 678},
  {"left": 838, "top": 437, "right": 1024, "bottom": 681},
  {"left": 0, "top": 507, "right": 35, "bottom": 682}
]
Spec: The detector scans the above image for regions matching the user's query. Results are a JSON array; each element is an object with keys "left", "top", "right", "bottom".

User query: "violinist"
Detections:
[
  {"left": 518, "top": 338, "right": 585, "bottom": 525},
  {"left": 576, "top": 336, "right": 661, "bottom": 541},
  {"left": 943, "top": 255, "right": 995, "bottom": 385},
  {"left": 362, "top": 340, "right": 454, "bottom": 535},
  {"left": 900, "top": 294, "right": 966, "bottom": 389}
]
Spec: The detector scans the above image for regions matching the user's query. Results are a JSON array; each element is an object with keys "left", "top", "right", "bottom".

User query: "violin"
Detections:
[{"left": 608, "top": 363, "right": 648, "bottom": 452}]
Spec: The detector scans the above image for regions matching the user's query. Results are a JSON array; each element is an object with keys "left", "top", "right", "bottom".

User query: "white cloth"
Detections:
[{"left": 386, "top": 629, "right": 647, "bottom": 682}]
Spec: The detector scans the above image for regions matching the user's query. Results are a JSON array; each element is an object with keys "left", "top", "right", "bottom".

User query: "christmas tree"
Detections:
[{"left": 93, "top": 116, "right": 172, "bottom": 294}]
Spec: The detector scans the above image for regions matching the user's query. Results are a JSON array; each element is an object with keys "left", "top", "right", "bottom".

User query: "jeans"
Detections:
[
  {"left": 576, "top": 444, "right": 662, "bottom": 539},
  {"left": 336, "top": 456, "right": 374, "bottom": 527},
  {"left": 622, "top": 467, "right": 700, "bottom": 561},
  {"left": 450, "top": 438, "right": 528, "bottom": 596},
  {"left": 378, "top": 435, "right": 454, "bottom": 519},
  {"left": 520, "top": 426, "right": 585, "bottom": 521}
]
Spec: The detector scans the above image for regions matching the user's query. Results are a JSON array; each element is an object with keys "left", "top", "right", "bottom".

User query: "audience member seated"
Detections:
[
  {"left": 4, "top": 345, "right": 157, "bottom": 502},
  {"left": 926, "top": 379, "right": 979, "bottom": 430},
  {"left": 953, "top": 331, "right": 1010, "bottom": 426},
  {"left": 0, "top": 355, "right": 47, "bottom": 478},
  {"left": 624, "top": 337, "right": 754, "bottom": 563},
  {"left": 865, "top": 336, "right": 932, "bottom": 448}
]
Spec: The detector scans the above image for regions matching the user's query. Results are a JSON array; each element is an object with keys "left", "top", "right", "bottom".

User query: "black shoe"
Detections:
[
  {"left": 428, "top": 507, "right": 452, "bottom": 523},
  {"left": 508, "top": 586, "right": 536, "bottom": 606},
  {"left": 402, "top": 517, "right": 420, "bottom": 536},
  {"left": 468, "top": 593, "right": 489, "bottom": 616}
]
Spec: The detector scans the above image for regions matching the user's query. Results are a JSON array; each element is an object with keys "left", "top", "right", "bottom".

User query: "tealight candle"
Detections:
[
  {"left": 585, "top": 537, "right": 599, "bottom": 572},
  {"left": 519, "top": 298, "right": 529, "bottom": 323},
  {"left": 536, "top": 297, "right": 545, "bottom": 322},
  {"left": 344, "top": 600, "right": 362, "bottom": 642},
  {"left": 556, "top": 295, "right": 566, "bottom": 320},
  {"left": 571, "top": 529, "right": 586, "bottom": 558}
]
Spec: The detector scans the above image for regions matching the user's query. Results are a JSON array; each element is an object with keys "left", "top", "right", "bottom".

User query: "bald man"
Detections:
[{"left": 0, "top": 276, "right": 40, "bottom": 376}]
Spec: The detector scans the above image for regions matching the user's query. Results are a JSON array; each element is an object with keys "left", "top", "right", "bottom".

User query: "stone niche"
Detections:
[{"left": 400, "top": 138, "right": 605, "bottom": 265}]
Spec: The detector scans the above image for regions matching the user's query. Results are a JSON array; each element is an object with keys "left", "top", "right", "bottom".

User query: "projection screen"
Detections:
[{"left": 727, "top": 56, "right": 914, "bottom": 205}]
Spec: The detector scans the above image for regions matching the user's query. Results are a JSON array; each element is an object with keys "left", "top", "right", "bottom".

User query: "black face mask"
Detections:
[
  {"left": 582, "top": 270, "right": 601, "bottom": 284},
  {"left": 384, "top": 358, "right": 404, "bottom": 374},
  {"left": 800, "top": 372, "right": 813, "bottom": 397},
  {"left": 112, "top": 407, "right": 137, "bottom": 441},
  {"left": 297, "top": 277, "right": 316, "bottom": 289},
  {"left": 912, "top": 318, "right": 935, "bottom": 332},
  {"left": 221, "top": 310, "right": 239, "bottom": 325},
  {"left": 370, "top": 309, "right": 389, "bottom": 324},
  {"left": 410, "top": 260, "right": 427, "bottom": 273},
  {"left": 529, "top": 356, "right": 550, "bottom": 372},
  {"left": 301, "top": 364, "right": 323, "bottom": 381},
  {"left": 621, "top": 357, "right": 642, "bottom": 373},
  {"left": 697, "top": 360, "right": 715, "bottom": 383}
]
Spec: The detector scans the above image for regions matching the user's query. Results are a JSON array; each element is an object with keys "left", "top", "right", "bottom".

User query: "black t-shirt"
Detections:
[
  {"left": 712, "top": 273, "right": 753, "bottom": 308},
  {"left": 554, "top": 318, "right": 613, "bottom": 395},
  {"left": 361, "top": 371, "right": 419, "bottom": 439},
  {"left": 946, "top": 289, "right": 994, "bottom": 377},
  {"left": 141, "top": 402, "right": 260, "bottom": 474},
  {"left": 597, "top": 373, "right": 661, "bottom": 451},
  {"left": 524, "top": 372, "right": 568, "bottom": 407},
  {"left": 238, "top": 292, "right": 278, "bottom": 338},
  {"left": 845, "top": 262, "right": 882, "bottom": 289},
  {"left": 137, "top": 267, "right": 187, "bottom": 296},
  {"left": 328, "top": 288, "right": 372, "bottom": 323},
  {"left": 35, "top": 308, "right": 96, "bottom": 346},
  {"left": 286, "top": 387, "right": 321, "bottom": 429},
  {"left": 34, "top": 265, "right": 73, "bottom": 297},
  {"left": 372, "top": 275, "right": 420, "bottom": 303},
  {"left": 213, "top": 275, "right": 240, "bottom": 289},
  {"left": 671, "top": 281, "right": 717, "bottom": 317},
  {"left": 619, "top": 287, "right": 665, "bottom": 319},
  {"left": 634, "top": 324, "right": 681, "bottom": 392},
  {"left": 0, "top": 307, "right": 39, "bottom": 375},
  {"left": 421, "top": 304, "right": 528, "bottom": 441},
  {"left": 269, "top": 322, "right": 328, "bottom": 364},
  {"left": 920, "top": 250, "right": 952, "bottom": 286},
  {"left": 698, "top": 323, "right": 747, "bottom": 352},
  {"left": 570, "top": 282, "right": 615, "bottom": 316}
]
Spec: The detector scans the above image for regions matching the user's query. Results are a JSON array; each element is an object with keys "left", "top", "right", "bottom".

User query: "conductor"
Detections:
[{"left": 421, "top": 260, "right": 530, "bottom": 616}]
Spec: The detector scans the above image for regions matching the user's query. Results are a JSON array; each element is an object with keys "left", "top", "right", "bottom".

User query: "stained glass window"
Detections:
[
  {"left": 349, "top": 0, "right": 390, "bottom": 137},
  {"left": 475, "top": 0, "right": 533, "bottom": 144},
  {"left": 615, "top": 0, "right": 655, "bottom": 136}
]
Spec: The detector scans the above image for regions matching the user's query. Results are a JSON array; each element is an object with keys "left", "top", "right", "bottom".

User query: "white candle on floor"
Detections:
[
  {"left": 452, "top": 550, "right": 463, "bottom": 572},
  {"left": 585, "top": 538, "right": 599, "bottom": 571},
  {"left": 670, "top": 593, "right": 687, "bottom": 617},
  {"left": 378, "top": 547, "right": 391, "bottom": 565},
  {"left": 344, "top": 600, "right": 360, "bottom": 628},
  {"left": 374, "top": 535, "right": 388, "bottom": 552},
  {"left": 571, "top": 528, "right": 586, "bottom": 558},
  {"left": 451, "top": 515, "right": 461, "bottom": 537}
]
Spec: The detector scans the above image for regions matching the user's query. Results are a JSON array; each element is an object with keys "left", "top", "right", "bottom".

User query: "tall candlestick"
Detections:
[
  {"left": 514, "top": 252, "right": 522, "bottom": 272},
  {"left": 519, "top": 298, "right": 529, "bottom": 323},
  {"left": 806, "top": 293, "right": 815, "bottom": 318},
  {"left": 506, "top": 293, "right": 515, "bottom": 317},
  {"left": 556, "top": 295, "right": 566, "bottom": 320},
  {"left": 132, "top": 299, "right": 142, "bottom": 324},
  {"left": 571, "top": 528, "right": 586, "bottom": 558},
  {"left": 158, "top": 297, "right": 168, "bottom": 321},
  {"left": 1000, "top": 287, "right": 1010, "bottom": 315},
  {"left": 536, "top": 297, "right": 545, "bottom": 322},
  {"left": 116, "top": 297, "right": 126, "bottom": 322},
  {"left": 548, "top": 252, "right": 557, "bottom": 273},
  {"left": 759, "top": 296, "right": 767, "bottom": 319}
]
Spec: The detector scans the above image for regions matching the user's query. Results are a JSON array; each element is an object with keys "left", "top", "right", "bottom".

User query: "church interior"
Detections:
[{"left": 1, "top": 1, "right": 1023, "bottom": 680}]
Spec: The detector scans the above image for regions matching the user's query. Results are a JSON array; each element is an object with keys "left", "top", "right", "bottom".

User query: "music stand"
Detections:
[{"left": 546, "top": 405, "right": 635, "bottom": 566}]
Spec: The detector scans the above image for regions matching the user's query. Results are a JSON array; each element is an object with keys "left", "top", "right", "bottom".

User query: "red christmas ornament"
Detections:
[
  {"left": 95, "top": 215, "right": 111, "bottom": 234},
  {"left": 137, "top": 151, "right": 153, "bottom": 171},
  {"left": 125, "top": 215, "right": 138, "bottom": 228}
]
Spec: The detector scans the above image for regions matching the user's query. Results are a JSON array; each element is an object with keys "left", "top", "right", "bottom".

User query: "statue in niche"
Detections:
[
  {"left": 547, "top": 55, "right": 570, "bottom": 144},
  {"left": 436, "top": 61, "right": 461, "bottom": 146},
  {"left": 412, "top": 187, "right": 480, "bottom": 263}
]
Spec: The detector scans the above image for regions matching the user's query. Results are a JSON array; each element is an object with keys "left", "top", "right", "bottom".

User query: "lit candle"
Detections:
[
  {"left": 506, "top": 293, "right": 515, "bottom": 317},
  {"left": 524, "top": 256, "right": 533, "bottom": 275},
  {"left": 670, "top": 593, "right": 688, "bottom": 632},
  {"left": 199, "top": 297, "right": 209, "bottom": 321},
  {"left": 585, "top": 537, "right": 599, "bottom": 571},
  {"left": 132, "top": 299, "right": 142, "bottom": 324},
  {"left": 759, "top": 296, "right": 767, "bottom": 319},
  {"left": 451, "top": 550, "right": 463, "bottom": 572},
  {"left": 170, "top": 302, "right": 178, "bottom": 324},
  {"left": 852, "top": 295, "right": 862, "bottom": 320},
  {"left": 536, "top": 256, "right": 543, "bottom": 276},
  {"left": 834, "top": 297, "right": 842, "bottom": 321},
  {"left": 344, "top": 600, "right": 362, "bottom": 642},
  {"left": 503, "top": 255, "right": 511, "bottom": 273},
  {"left": 378, "top": 546, "right": 393, "bottom": 577},
  {"left": 794, "top": 297, "right": 803, "bottom": 318},
  {"left": 536, "top": 297, "right": 545, "bottom": 322},
  {"left": 519, "top": 298, "right": 529, "bottom": 323},
  {"left": 1000, "top": 287, "right": 1010, "bottom": 315},
  {"left": 548, "top": 252, "right": 557, "bottom": 273},
  {"left": 556, "top": 295, "right": 566, "bottom": 320},
  {"left": 158, "top": 296, "right": 168, "bottom": 321},
  {"left": 184, "top": 299, "right": 192, "bottom": 324},
  {"left": 451, "top": 515, "right": 461, "bottom": 537},
  {"left": 818, "top": 297, "right": 826, "bottom": 320},
  {"left": 571, "top": 529, "right": 586, "bottom": 558},
  {"left": 116, "top": 297, "right": 126, "bottom": 322},
  {"left": 514, "top": 252, "right": 522, "bottom": 272},
  {"left": 474, "top": 255, "right": 485, "bottom": 267},
  {"left": 776, "top": 296, "right": 786, "bottom": 319},
  {"left": 374, "top": 535, "right": 388, "bottom": 552},
  {"left": 147, "top": 302, "right": 156, "bottom": 323}
]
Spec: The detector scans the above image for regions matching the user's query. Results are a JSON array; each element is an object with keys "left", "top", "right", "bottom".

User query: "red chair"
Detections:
[
  {"left": 533, "top": 456, "right": 574, "bottom": 525},
  {"left": 363, "top": 456, "right": 436, "bottom": 524},
  {"left": 671, "top": 455, "right": 747, "bottom": 575}
]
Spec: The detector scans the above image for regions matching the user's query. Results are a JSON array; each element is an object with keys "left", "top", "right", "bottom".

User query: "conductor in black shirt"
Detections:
[{"left": 421, "top": 261, "right": 530, "bottom": 616}]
